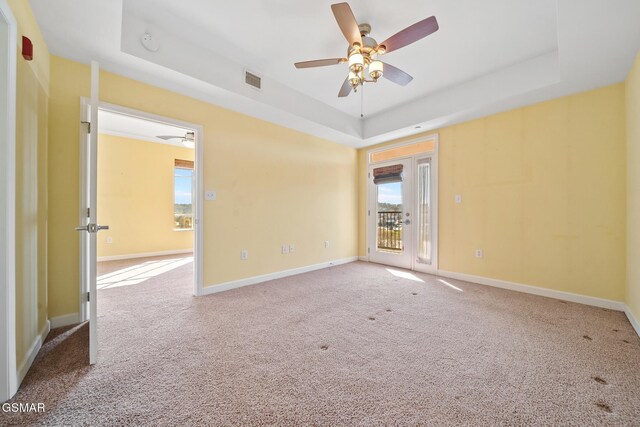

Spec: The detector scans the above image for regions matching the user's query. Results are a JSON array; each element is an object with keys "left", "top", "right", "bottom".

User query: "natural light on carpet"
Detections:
[
  {"left": 386, "top": 268, "right": 424, "bottom": 282},
  {"left": 436, "top": 279, "right": 464, "bottom": 292},
  {"left": 97, "top": 257, "right": 193, "bottom": 289}
]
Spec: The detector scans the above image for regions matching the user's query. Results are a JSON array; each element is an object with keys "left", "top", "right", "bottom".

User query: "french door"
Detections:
[
  {"left": 368, "top": 158, "right": 414, "bottom": 269},
  {"left": 367, "top": 155, "right": 437, "bottom": 273}
]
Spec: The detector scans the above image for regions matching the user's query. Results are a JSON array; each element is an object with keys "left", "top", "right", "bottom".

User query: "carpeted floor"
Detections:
[{"left": 3, "top": 258, "right": 640, "bottom": 426}]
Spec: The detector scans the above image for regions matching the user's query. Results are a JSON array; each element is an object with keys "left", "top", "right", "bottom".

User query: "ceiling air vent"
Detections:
[{"left": 244, "top": 70, "right": 262, "bottom": 91}]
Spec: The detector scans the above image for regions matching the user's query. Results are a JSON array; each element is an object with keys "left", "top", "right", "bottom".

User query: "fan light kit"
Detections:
[{"left": 294, "top": 2, "right": 439, "bottom": 98}]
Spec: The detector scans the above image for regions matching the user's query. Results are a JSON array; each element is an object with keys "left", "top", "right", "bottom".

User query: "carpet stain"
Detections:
[
  {"left": 583, "top": 335, "right": 593, "bottom": 341},
  {"left": 320, "top": 345, "right": 329, "bottom": 351},
  {"left": 368, "top": 317, "right": 376, "bottom": 321},
  {"left": 596, "top": 402, "right": 613, "bottom": 413},
  {"left": 593, "top": 376, "right": 608, "bottom": 385},
  {"left": 412, "top": 292, "right": 418, "bottom": 296},
  {"left": 623, "top": 340, "right": 631, "bottom": 344},
  {"left": 613, "top": 329, "right": 619, "bottom": 332},
  {"left": 386, "top": 309, "right": 392, "bottom": 312},
  {"left": 559, "top": 300, "right": 568, "bottom": 304}
]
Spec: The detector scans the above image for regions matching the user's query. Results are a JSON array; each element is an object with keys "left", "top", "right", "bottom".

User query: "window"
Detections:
[{"left": 174, "top": 159, "right": 194, "bottom": 230}]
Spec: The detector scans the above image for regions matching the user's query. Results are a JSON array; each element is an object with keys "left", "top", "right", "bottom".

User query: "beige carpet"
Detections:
[{"left": 3, "top": 259, "right": 640, "bottom": 426}]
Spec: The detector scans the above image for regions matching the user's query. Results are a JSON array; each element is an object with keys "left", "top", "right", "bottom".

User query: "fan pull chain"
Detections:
[{"left": 360, "top": 83, "right": 364, "bottom": 118}]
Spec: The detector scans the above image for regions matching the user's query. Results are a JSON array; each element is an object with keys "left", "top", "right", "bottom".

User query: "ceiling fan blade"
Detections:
[
  {"left": 381, "top": 62, "right": 413, "bottom": 86},
  {"left": 156, "top": 135, "right": 182, "bottom": 140},
  {"left": 338, "top": 76, "right": 352, "bottom": 97},
  {"left": 295, "top": 58, "right": 346, "bottom": 69},
  {"left": 331, "top": 3, "right": 362, "bottom": 48},
  {"left": 378, "top": 16, "right": 439, "bottom": 54}
]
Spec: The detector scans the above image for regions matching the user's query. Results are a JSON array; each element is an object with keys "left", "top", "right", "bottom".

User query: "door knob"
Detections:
[{"left": 75, "top": 224, "right": 110, "bottom": 233}]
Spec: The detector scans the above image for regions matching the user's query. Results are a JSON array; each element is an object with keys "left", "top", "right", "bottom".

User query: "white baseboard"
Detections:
[
  {"left": 17, "top": 320, "right": 49, "bottom": 385},
  {"left": 49, "top": 313, "right": 80, "bottom": 329},
  {"left": 625, "top": 306, "right": 640, "bottom": 338},
  {"left": 358, "top": 256, "right": 369, "bottom": 262},
  {"left": 437, "top": 269, "right": 626, "bottom": 311},
  {"left": 201, "top": 256, "right": 358, "bottom": 296},
  {"left": 97, "top": 249, "right": 193, "bottom": 262}
]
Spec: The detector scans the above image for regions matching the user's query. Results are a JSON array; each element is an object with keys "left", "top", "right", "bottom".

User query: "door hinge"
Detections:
[
  {"left": 85, "top": 292, "right": 90, "bottom": 302},
  {"left": 367, "top": 247, "right": 370, "bottom": 254},
  {"left": 86, "top": 207, "right": 90, "bottom": 218},
  {"left": 81, "top": 121, "right": 91, "bottom": 134},
  {"left": 368, "top": 210, "right": 370, "bottom": 216},
  {"left": 368, "top": 172, "right": 371, "bottom": 178}
]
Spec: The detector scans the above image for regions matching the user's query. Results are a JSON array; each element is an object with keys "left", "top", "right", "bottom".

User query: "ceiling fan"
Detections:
[
  {"left": 294, "top": 2, "right": 439, "bottom": 98},
  {"left": 156, "top": 131, "right": 195, "bottom": 148}
]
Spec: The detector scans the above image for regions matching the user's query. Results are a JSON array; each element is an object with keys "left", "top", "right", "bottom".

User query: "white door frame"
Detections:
[
  {"left": 78, "top": 99, "right": 205, "bottom": 318},
  {"left": 365, "top": 134, "right": 439, "bottom": 273},
  {"left": 0, "top": 0, "right": 17, "bottom": 402}
]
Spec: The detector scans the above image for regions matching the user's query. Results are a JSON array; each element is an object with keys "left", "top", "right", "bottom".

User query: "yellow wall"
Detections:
[
  {"left": 626, "top": 52, "right": 640, "bottom": 320},
  {"left": 48, "top": 56, "right": 358, "bottom": 318},
  {"left": 97, "top": 134, "right": 194, "bottom": 258},
  {"left": 359, "top": 84, "right": 627, "bottom": 301},
  {"left": 8, "top": 0, "right": 50, "bottom": 371}
]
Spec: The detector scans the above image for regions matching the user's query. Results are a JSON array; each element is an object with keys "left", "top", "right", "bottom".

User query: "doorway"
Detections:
[
  {"left": 78, "top": 99, "right": 204, "bottom": 363},
  {"left": 366, "top": 137, "right": 438, "bottom": 274}
]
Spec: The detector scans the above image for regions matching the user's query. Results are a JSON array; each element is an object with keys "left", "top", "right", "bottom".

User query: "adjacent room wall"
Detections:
[
  {"left": 358, "top": 84, "right": 627, "bottom": 302},
  {"left": 48, "top": 56, "right": 358, "bottom": 319},
  {"left": 7, "top": 0, "right": 50, "bottom": 377},
  {"left": 96, "top": 134, "right": 194, "bottom": 259},
  {"left": 626, "top": 51, "right": 640, "bottom": 322}
]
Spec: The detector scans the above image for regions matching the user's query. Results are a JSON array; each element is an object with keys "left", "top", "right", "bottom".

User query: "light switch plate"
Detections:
[{"left": 455, "top": 195, "right": 462, "bottom": 204}]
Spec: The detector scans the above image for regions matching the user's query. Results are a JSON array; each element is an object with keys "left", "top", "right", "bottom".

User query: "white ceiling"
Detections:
[
  {"left": 30, "top": 0, "right": 640, "bottom": 147},
  {"left": 98, "top": 110, "right": 193, "bottom": 148}
]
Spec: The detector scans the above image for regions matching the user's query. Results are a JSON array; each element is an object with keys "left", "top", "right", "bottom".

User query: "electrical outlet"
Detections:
[
  {"left": 475, "top": 249, "right": 483, "bottom": 259},
  {"left": 240, "top": 249, "right": 248, "bottom": 260},
  {"left": 106, "top": 236, "right": 113, "bottom": 244},
  {"left": 455, "top": 195, "right": 462, "bottom": 204},
  {"left": 205, "top": 190, "right": 216, "bottom": 201},
  {"left": 281, "top": 245, "right": 288, "bottom": 255},
  {"left": 289, "top": 244, "right": 295, "bottom": 253},
  {"left": 324, "top": 240, "right": 330, "bottom": 249}
]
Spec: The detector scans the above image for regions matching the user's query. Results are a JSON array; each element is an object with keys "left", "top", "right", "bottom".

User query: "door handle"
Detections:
[
  {"left": 404, "top": 219, "right": 411, "bottom": 225},
  {"left": 75, "top": 224, "right": 110, "bottom": 233}
]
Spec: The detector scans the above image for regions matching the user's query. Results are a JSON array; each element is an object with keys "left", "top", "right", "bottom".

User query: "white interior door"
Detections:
[
  {"left": 76, "top": 61, "right": 105, "bottom": 364},
  {"left": 368, "top": 158, "right": 414, "bottom": 269}
]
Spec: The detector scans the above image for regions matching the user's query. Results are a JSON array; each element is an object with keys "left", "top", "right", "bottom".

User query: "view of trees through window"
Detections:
[{"left": 174, "top": 167, "right": 193, "bottom": 230}]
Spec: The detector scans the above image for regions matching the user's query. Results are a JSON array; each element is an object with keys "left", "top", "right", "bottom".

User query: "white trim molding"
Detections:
[
  {"left": 17, "top": 320, "right": 49, "bottom": 385},
  {"left": 0, "top": 0, "right": 17, "bottom": 403},
  {"left": 201, "top": 257, "right": 358, "bottom": 296},
  {"left": 358, "top": 256, "right": 369, "bottom": 262},
  {"left": 49, "top": 313, "right": 81, "bottom": 329},
  {"left": 625, "top": 306, "right": 640, "bottom": 338},
  {"left": 97, "top": 249, "right": 193, "bottom": 262},
  {"left": 437, "top": 269, "right": 626, "bottom": 311}
]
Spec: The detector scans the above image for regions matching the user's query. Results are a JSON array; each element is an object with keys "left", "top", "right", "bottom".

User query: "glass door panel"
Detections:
[
  {"left": 376, "top": 182, "right": 403, "bottom": 253},
  {"left": 416, "top": 159, "right": 431, "bottom": 265}
]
